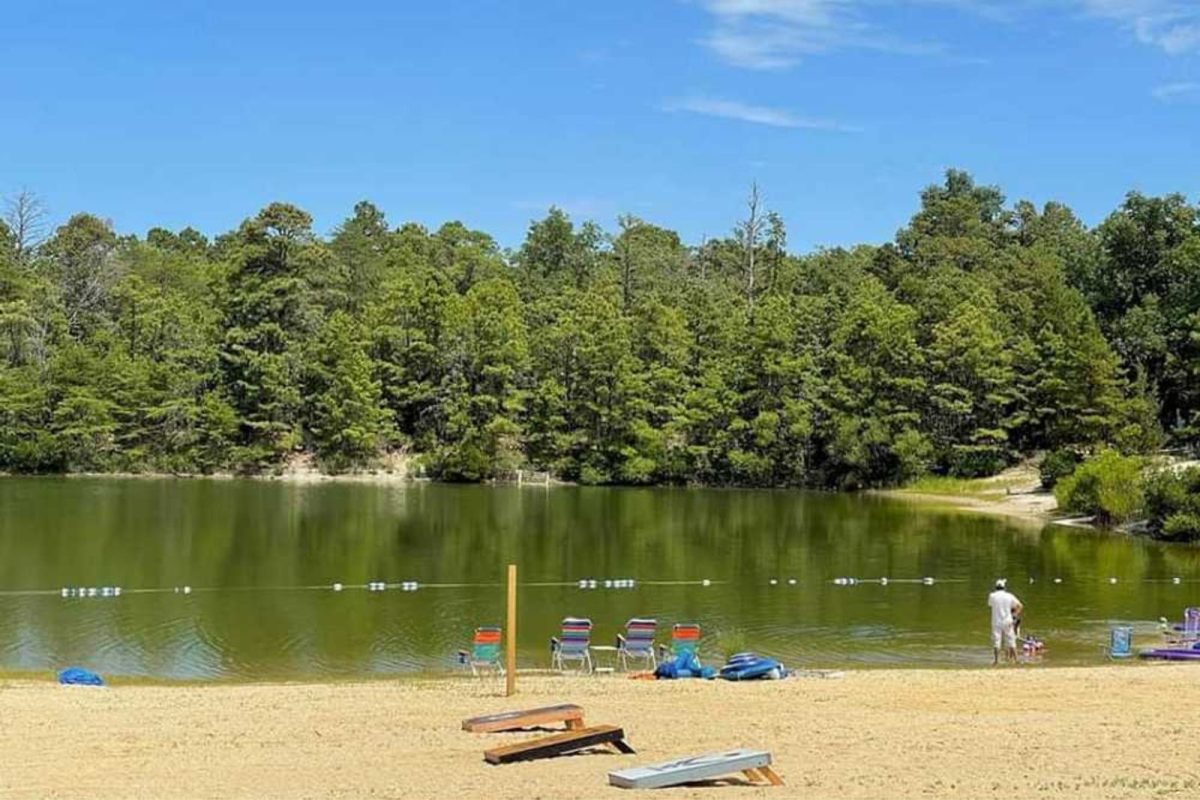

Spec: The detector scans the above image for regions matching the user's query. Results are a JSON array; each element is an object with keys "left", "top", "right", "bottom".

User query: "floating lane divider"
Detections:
[
  {"left": 366, "top": 581, "right": 420, "bottom": 592},
  {"left": 828, "top": 577, "right": 948, "bottom": 586},
  {"left": 571, "top": 578, "right": 719, "bottom": 589},
  {"left": 62, "top": 586, "right": 123, "bottom": 598},
  {"left": 1, "top": 575, "right": 1194, "bottom": 600}
]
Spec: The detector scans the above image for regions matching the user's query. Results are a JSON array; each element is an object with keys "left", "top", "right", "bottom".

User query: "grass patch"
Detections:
[{"left": 899, "top": 474, "right": 1027, "bottom": 499}]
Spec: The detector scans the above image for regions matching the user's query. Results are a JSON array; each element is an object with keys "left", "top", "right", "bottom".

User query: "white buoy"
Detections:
[
  {"left": 769, "top": 578, "right": 778, "bottom": 586},
  {"left": 114, "top": 587, "right": 122, "bottom": 597},
  {"left": 701, "top": 579, "right": 711, "bottom": 587},
  {"left": 787, "top": 578, "right": 797, "bottom": 586},
  {"left": 60, "top": 587, "right": 69, "bottom": 598},
  {"left": 922, "top": 577, "right": 935, "bottom": 586},
  {"left": 1172, "top": 577, "right": 1182, "bottom": 585},
  {"left": 333, "top": 582, "right": 343, "bottom": 592},
  {"left": 1109, "top": 577, "right": 1118, "bottom": 585},
  {"left": 1053, "top": 578, "right": 1062, "bottom": 584},
  {"left": 182, "top": 585, "right": 192, "bottom": 595},
  {"left": 880, "top": 577, "right": 889, "bottom": 586}
]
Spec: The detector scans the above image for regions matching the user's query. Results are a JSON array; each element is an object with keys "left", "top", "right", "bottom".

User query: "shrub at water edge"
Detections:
[{"left": 1054, "top": 449, "right": 1144, "bottom": 525}]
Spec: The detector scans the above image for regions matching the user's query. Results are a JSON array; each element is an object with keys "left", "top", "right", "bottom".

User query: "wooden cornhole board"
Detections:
[
  {"left": 608, "top": 749, "right": 784, "bottom": 789},
  {"left": 462, "top": 703, "right": 585, "bottom": 733},
  {"left": 484, "top": 724, "right": 635, "bottom": 764}
]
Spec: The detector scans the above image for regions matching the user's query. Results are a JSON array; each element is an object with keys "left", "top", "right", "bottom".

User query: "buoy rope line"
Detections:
[{"left": 0, "top": 576, "right": 1194, "bottom": 599}]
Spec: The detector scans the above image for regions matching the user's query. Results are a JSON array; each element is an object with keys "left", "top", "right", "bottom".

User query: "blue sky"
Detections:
[{"left": 1, "top": 1, "right": 1197, "bottom": 251}]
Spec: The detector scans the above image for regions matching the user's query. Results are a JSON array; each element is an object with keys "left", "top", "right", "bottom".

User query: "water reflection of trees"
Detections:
[{"left": 1, "top": 479, "right": 1198, "bottom": 678}]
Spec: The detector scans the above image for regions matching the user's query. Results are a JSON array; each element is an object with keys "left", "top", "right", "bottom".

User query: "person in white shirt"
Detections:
[{"left": 987, "top": 579, "right": 1024, "bottom": 665}]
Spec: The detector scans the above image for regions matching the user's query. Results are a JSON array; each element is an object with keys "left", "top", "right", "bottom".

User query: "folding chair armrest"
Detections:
[
  {"left": 549, "top": 636, "right": 561, "bottom": 653},
  {"left": 457, "top": 649, "right": 469, "bottom": 664},
  {"left": 616, "top": 633, "right": 627, "bottom": 650}
]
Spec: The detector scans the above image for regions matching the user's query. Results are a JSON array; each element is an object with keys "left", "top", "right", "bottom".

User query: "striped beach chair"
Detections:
[
  {"left": 458, "top": 626, "right": 503, "bottom": 677},
  {"left": 658, "top": 622, "right": 702, "bottom": 661},
  {"left": 550, "top": 617, "right": 594, "bottom": 673},
  {"left": 616, "top": 618, "right": 658, "bottom": 671}
]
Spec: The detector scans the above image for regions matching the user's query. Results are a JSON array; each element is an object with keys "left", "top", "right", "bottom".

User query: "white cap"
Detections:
[{"left": 995, "top": 578, "right": 1007, "bottom": 590}]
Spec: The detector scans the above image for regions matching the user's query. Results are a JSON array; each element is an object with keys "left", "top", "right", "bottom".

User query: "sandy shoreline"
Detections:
[
  {"left": 878, "top": 461, "right": 1060, "bottom": 526},
  {"left": 878, "top": 489, "right": 1058, "bottom": 526},
  {"left": 3, "top": 665, "right": 1198, "bottom": 799}
]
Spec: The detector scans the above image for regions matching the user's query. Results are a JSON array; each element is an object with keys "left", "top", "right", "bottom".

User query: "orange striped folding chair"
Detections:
[
  {"left": 458, "top": 626, "right": 503, "bottom": 677},
  {"left": 658, "top": 622, "right": 702, "bottom": 661}
]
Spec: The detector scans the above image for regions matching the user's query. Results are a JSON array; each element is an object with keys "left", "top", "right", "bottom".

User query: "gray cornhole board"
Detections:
[{"left": 608, "top": 749, "right": 775, "bottom": 789}]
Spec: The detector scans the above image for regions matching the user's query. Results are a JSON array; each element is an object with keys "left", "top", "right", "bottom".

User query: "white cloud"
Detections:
[
  {"left": 693, "top": 1, "right": 1200, "bottom": 70},
  {"left": 1151, "top": 81, "right": 1200, "bottom": 101},
  {"left": 1077, "top": 0, "right": 1200, "bottom": 54},
  {"left": 662, "top": 95, "right": 859, "bottom": 130},
  {"left": 695, "top": 0, "right": 963, "bottom": 68}
]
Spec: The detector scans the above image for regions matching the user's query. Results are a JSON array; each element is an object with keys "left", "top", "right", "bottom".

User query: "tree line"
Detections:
[{"left": 1, "top": 170, "right": 1195, "bottom": 488}]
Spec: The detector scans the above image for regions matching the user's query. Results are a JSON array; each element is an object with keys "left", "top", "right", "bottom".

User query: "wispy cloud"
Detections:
[
  {"left": 696, "top": 0, "right": 957, "bottom": 69},
  {"left": 662, "top": 95, "right": 859, "bottom": 130},
  {"left": 1077, "top": 1, "right": 1200, "bottom": 54},
  {"left": 693, "top": 1, "right": 1200, "bottom": 69},
  {"left": 1152, "top": 81, "right": 1200, "bottom": 101}
]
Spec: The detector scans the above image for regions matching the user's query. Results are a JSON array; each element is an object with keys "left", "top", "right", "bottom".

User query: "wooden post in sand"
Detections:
[{"left": 506, "top": 563, "right": 517, "bottom": 696}]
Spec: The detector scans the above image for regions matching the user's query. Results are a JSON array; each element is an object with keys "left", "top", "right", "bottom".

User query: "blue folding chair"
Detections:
[{"left": 1107, "top": 626, "right": 1133, "bottom": 659}]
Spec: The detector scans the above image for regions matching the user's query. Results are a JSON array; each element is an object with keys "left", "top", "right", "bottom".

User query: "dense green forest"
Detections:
[{"left": 1, "top": 170, "right": 1195, "bottom": 488}]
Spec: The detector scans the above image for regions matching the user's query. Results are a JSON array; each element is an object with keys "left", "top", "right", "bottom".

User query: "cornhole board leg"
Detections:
[
  {"left": 609, "top": 738, "right": 636, "bottom": 754},
  {"left": 609, "top": 749, "right": 780, "bottom": 790},
  {"left": 758, "top": 766, "right": 785, "bottom": 786},
  {"left": 742, "top": 766, "right": 785, "bottom": 786},
  {"left": 462, "top": 703, "right": 585, "bottom": 733},
  {"left": 485, "top": 725, "right": 633, "bottom": 765}
]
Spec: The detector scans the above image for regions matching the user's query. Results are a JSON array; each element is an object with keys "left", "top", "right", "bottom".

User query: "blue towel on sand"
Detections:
[
  {"left": 58, "top": 667, "right": 104, "bottom": 686},
  {"left": 653, "top": 651, "right": 716, "bottom": 680}
]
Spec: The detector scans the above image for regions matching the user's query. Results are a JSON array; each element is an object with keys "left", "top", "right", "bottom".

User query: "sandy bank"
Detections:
[
  {"left": 881, "top": 489, "right": 1057, "bottom": 525},
  {"left": 3, "top": 665, "right": 1198, "bottom": 799},
  {"left": 879, "top": 461, "right": 1059, "bottom": 526}
]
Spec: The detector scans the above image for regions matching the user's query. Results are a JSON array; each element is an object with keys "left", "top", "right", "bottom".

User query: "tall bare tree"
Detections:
[
  {"left": 614, "top": 214, "right": 642, "bottom": 311},
  {"left": 736, "top": 182, "right": 765, "bottom": 317},
  {"left": 3, "top": 190, "right": 48, "bottom": 264}
]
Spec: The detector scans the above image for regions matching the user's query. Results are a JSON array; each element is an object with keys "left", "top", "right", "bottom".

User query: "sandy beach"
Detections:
[{"left": 2, "top": 665, "right": 1198, "bottom": 799}]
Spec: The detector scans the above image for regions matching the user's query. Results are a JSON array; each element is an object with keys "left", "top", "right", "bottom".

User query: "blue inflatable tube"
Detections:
[{"left": 719, "top": 652, "right": 784, "bottom": 681}]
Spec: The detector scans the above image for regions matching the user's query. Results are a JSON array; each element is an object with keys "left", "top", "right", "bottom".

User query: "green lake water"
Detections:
[{"left": 1, "top": 477, "right": 1198, "bottom": 680}]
